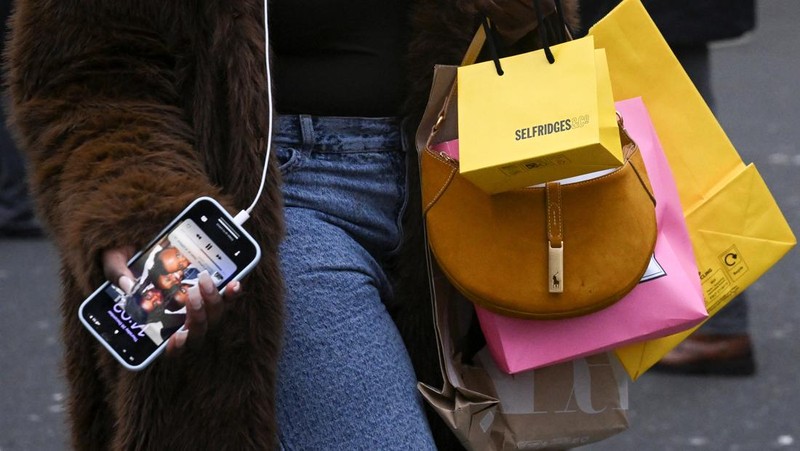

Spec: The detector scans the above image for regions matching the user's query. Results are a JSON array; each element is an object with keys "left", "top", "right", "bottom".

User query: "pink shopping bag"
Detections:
[{"left": 463, "top": 97, "right": 708, "bottom": 374}]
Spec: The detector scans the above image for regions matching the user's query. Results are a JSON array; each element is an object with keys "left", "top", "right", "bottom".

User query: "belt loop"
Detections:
[{"left": 299, "top": 114, "right": 314, "bottom": 151}]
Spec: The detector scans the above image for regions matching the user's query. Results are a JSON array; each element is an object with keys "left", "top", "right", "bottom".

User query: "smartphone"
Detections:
[{"left": 78, "top": 196, "right": 261, "bottom": 371}]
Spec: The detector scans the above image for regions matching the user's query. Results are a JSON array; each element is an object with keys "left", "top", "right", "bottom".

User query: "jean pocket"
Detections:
[
  {"left": 387, "top": 152, "right": 409, "bottom": 257},
  {"left": 275, "top": 146, "right": 301, "bottom": 175}
]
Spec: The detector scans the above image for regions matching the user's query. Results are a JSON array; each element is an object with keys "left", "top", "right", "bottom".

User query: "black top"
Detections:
[{"left": 270, "top": 0, "right": 410, "bottom": 117}]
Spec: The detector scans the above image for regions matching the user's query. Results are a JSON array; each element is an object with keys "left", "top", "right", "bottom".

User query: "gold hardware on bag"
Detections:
[
  {"left": 549, "top": 243, "right": 564, "bottom": 293},
  {"left": 546, "top": 181, "right": 564, "bottom": 293}
]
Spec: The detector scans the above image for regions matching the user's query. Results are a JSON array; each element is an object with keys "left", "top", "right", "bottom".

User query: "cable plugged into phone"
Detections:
[
  {"left": 225, "top": 1, "right": 272, "bottom": 230},
  {"left": 233, "top": 209, "right": 250, "bottom": 226},
  {"left": 236, "top": 0, "right": 274, "bottom": 225}
]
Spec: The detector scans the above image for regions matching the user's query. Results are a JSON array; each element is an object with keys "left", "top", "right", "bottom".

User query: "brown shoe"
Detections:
[{"left": 653, "top": 333, "right": 756, "bottom": 376}]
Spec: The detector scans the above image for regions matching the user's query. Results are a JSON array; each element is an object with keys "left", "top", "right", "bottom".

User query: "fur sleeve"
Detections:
[{"left": 5, "top": 0, "right": 226, "bottom": 294}]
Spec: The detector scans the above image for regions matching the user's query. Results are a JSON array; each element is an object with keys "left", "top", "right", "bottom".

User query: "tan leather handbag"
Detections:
[{"left": 415, "top": 31, "right": 657, "bottom": 320}]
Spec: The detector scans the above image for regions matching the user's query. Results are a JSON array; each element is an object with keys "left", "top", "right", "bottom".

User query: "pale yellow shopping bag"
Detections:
[
  {"left": 457, "top": 36, "right": 623, "bottom": 193},
  {"left": 588, "top": 0, "right": 796, "bottom": 379}
]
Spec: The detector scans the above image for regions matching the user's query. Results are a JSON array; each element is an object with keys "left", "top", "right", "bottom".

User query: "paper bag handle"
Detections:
[
  {"left": 423, "top": 6, "right": 573, "bottom": 151},
  {"left": 481, "top": 0, "right": 567, "bottom": 75}
]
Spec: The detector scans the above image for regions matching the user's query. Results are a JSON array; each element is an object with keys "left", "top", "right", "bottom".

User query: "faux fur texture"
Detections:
[{"left": 5, "top": 0, "right": 577, "bottom": 449}]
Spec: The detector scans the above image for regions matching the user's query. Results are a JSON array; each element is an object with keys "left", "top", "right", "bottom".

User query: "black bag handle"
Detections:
[
  {"left": 482, "top": 0, "right": 567, "bottom": 75},
  {"left": 481, "top": 16, "right": 506, "bottom": 76}
]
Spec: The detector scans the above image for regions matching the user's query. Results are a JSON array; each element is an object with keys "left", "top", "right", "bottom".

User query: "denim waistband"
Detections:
[{"left": 275, "top": 114, "right": 403, "bottom": 153}]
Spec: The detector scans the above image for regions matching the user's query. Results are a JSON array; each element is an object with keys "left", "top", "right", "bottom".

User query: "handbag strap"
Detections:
[{"left": 462, "top": 25, "right": 487, "bottom": 67}]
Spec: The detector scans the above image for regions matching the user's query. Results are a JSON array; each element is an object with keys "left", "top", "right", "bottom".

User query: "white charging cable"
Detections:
[{"left": 233, "top": 0, "right": 274, "bottom": 227}]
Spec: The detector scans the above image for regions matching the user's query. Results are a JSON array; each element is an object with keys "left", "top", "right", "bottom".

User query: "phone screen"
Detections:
[{"left": 79, "top": 198, "right": 260, "bottom": 369}]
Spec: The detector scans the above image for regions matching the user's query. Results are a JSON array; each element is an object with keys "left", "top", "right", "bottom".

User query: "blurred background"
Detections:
[{"left": 1, "top": 0, "right": 798, "bottom": 449}]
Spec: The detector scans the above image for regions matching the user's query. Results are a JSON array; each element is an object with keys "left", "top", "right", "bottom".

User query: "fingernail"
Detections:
[
  {"left": 174, "top": 329, "right": 188, "bottom": 348},
  {"left": 199, "top": 271, "right": 216, "bottom": 296},
  {"left": 118, "top": 276, "right": 135, "bottom": 294},
  {"left": 188, "top": 286, "right": 203, "bottom": 311},
  {"left": 229, "top": 281, "right": 241, "bottom": 294}
]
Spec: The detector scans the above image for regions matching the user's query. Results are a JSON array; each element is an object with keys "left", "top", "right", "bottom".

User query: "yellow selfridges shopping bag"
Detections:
[
  {"left": 589, "top": 0, "right": 796, "bottom": 379},
  {"left": 457, "top": 35, "right": 623, "bottom": 193}
]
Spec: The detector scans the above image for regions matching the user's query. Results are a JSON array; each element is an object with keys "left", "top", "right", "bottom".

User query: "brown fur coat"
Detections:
[{"left": 5, "top": 1, "right": 577, "bottom": 449}]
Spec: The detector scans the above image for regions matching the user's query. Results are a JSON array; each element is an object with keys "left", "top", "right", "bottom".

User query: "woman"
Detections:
[{"left": 6, "top": 0, "right": 578, "bottom": 449}]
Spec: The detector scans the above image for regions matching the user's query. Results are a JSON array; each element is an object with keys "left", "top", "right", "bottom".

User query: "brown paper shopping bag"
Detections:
[
  {"left": 418, "top": 259, "right": 630, "bottom": 450},
  {"left": 588, "top": 0, "right": 797, "bottom": 379}
]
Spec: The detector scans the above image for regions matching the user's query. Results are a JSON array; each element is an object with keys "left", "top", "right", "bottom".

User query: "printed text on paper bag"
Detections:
[{"left": 515, "top": 115, "right": 591, "bottom": 141}]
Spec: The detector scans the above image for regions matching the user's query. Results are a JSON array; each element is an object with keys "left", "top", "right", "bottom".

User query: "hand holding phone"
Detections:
[
  {"left": 101, "top": 247, "right": 242, "bottom": 353},
  {"left": 80, "top": 197, "right": 261, "bottom": 370}
]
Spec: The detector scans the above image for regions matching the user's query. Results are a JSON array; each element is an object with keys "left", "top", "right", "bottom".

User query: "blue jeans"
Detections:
[{"left": 274, "top": 115, "right": 435, "bottom": 450}]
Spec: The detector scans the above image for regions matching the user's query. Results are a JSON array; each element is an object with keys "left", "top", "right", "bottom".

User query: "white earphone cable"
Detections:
[{"left": 234, "top": 0, "right": 274, "bottom": 226}]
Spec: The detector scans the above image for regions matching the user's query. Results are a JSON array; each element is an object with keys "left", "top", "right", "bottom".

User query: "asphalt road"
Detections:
[{"left": 1, "top": 1, "right": 799, "bottom": 450}]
